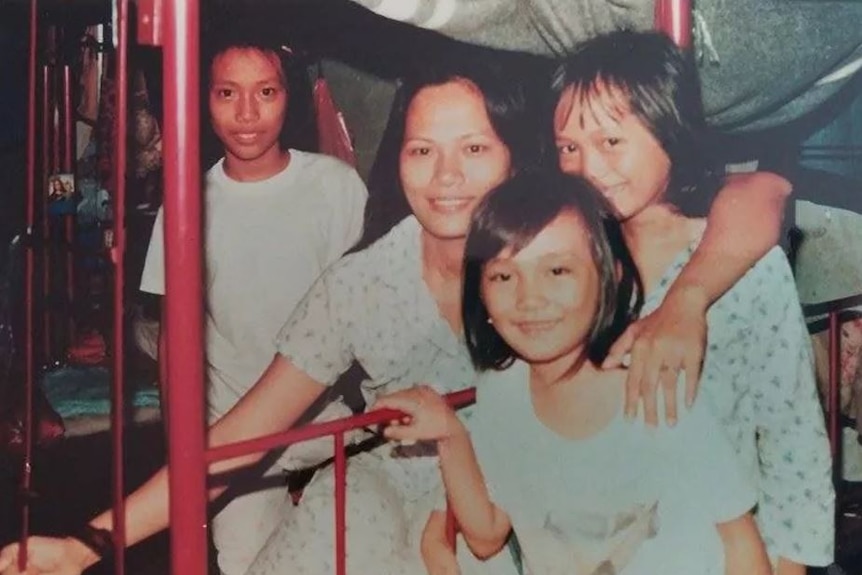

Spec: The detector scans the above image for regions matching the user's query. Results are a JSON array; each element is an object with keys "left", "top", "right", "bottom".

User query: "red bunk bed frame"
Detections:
[{"left": 28, "top": 3, "right": 855, "bottom": 575}]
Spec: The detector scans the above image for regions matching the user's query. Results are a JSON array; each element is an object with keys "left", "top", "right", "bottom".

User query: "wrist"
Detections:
[
  {"left": 665, "top": 282, "right": 710, "bottom": 314},
  {"left": 438, "top": 418, "right": 469, "bottom": 449},
  {"left": 66, "top": 523, "right": 112, "bottom": 569},
  {"left": 64, "top": 536, "right": 102, "bottom": 571}
]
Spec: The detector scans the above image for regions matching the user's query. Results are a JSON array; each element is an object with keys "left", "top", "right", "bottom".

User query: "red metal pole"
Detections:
[
  {"left": 655, "top": 0, "right": 692, "bottom": 49},
  {"left": 334, "top": 433, "right": 346, "bottom": 575},
  {"left": 18, "top": 0, "right": 38, "bottom": 568},
  {"left": 163, "top": 0, "right": 208, "bottom": 573},
  {"left": 828, "top": 313, "right": 841, "bottom": 462},
  {"left": 41, "top": 63, "right": 52, "bottom": 363},
  {"left": 62, "top": 64, "right": 75, "bottom": 346},
  {"left": 110, "top": 0, "right": 130, "bottom": 572}
]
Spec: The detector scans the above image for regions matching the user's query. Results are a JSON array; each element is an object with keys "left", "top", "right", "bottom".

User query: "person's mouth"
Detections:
[
  {"left": 233, "top": 132, "right": 261, "bottom": 144},
  {"left": 429, "top": 197, "right": 473, "bottom": 212},
  {"left": 514, "top": 319, "right": 561, "bottom": 335}
]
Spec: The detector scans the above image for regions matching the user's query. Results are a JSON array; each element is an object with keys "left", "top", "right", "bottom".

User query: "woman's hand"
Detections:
[
  {"left": 0, "top": 537, "right": 97, "bottom": 575},
  {"left": 372, "top": 385, "right": 465, "bottom": 444},
  {"left": 602, "top": 285, "right": 708, "bottom": 427}
]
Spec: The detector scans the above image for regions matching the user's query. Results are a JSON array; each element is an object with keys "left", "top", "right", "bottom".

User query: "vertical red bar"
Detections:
[
  {"left": 334, "top": 433, "right": 346, "bottom": 575},
  {"left": 18, "top": 0, "right": 38, "bottom": 569},
  {"left": 654, "top": 0, "right": 692, "bottom": 49},
  {"left": 110, "top": 1, "right": 130, "bottom": 573},
  {"left": 163, "top": 1, "right": 208, "bottom": 574},
  {"left": 828, "top": 313, "right": 841, "bottom": 462},
  {"left": 41, "top": 63, "right": 52, "bottom": 362},
  {"left": 62, "top": 65, "right": 75, "bottom": 346}
]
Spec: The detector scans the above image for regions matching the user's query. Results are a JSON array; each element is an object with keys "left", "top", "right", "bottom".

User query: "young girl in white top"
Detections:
[{"left": 376, "top": 169, "right": 771, "bottom": 575}]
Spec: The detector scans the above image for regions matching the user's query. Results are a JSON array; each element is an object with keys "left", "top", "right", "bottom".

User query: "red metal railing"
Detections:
[{"left": 14, "top": 0, "right": 696, "bottom": 573}]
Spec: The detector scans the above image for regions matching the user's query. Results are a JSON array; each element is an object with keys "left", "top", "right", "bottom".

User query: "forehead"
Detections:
[
  {"left": 500, "top": 211, "right": 593, "bottom": 263},
  {"left": 554, "top": 83, "right": 633, "bottom": 135},
  {"left": 404, "top": 79, "right": 495, "bottom": 137},
  {"left": 211, "top": 47, "right": 284, "bottom": 84}
]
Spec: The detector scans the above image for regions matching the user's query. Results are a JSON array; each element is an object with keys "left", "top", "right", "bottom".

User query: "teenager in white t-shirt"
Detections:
[
  {"left": 377, "top": 170, "right": 770, "bottom": 575},
  {"left": 139, "top": 29, "right": 367, "bottom": 575}
]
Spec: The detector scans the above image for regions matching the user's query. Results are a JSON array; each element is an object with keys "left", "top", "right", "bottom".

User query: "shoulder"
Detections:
[
  {"left": 291, "top": 150, "right": 364, "bottom": 184},
  {"left": 475, "top": 361, "right": 528, "bottom": 409}
]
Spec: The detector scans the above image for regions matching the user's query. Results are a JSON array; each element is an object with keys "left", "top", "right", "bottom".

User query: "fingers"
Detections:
[
  {"left": 659, "top": 365, "right": 678, "bottom": 427},
  {"left": 683, "top": 349, "right": 703, "bottom": 408},
  {"left": 623, "top": 341, "right": 647, "bottom": 422},
  {"left": 603, "top": 324, "right": 638, "bottom": 369}
]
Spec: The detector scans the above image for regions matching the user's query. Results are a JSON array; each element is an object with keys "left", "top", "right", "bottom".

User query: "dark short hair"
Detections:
[
  {"left": 201, "top": 19, "right": 317, "bottom": 159},
  {"left": 353, "top": 56, "right": 543, "bottom": 252},
  {"left": 551, "top": 30, "right": 721, "bottom": 215},
  {"left": 463, "top": 168, "right": 643, "bottom": 372}
]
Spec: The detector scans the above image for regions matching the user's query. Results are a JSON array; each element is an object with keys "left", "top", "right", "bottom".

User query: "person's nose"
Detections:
[
  {"left": 236, "top": 93, "right": 259, "bottom": 124},
  {"left": 581, "top": 147, "right": 612, "bottom": 185},
  {"left": 515, "top": 274, "right": 546, "bottom": 311},
  {"left": 433, "top": 149, "right": 464, "bottom": 188}
]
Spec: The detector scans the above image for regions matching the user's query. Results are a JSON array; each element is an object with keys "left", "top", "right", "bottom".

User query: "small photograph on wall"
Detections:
[{"left": 47, "top": 173, "right": 77, "bottom": 215}]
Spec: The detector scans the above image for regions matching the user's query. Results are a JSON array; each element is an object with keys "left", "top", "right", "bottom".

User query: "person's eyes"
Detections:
[
  {"left": 602, "top": 137, "right": 622, "bottom": 149},
  {"left": 260, "top": 87, "right": 279, "bottom": 98},
  {"left": 214, "top": 88, "right": 234, "bottom": 99},
  {"left": 465, "top": 143, "right": 489, "bottom": 155},
  {"left": 405, "top": 146, "right": 432, "bottom": 157},
  {"left": 488, "top": 272, "right": 512, "bottom": 282},
  {"left": 550, "top": 266, "right": 571, "bottom": 276},
  {"left": 557, "top": 143, "right": 579, "bottom": 155}
]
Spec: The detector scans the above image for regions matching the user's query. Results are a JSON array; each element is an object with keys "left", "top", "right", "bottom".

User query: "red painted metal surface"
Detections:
[
  {"left": 18, "top": 0, "right": 39, "bottom": 569},
  {"left": 62, "top": 65, "right": 75, "bottom": 345},
  {"left": 654, "top": 0, "right": 692, "bottom": 49},
  {"left": 41, "top": 63, "right": 52, "bottom": 362},
  {"left": 334, "top": 433, "right": 346, "bottom": 575},
  {"left": 206, "top": 388, "right": 476, "bottom": 573},
  {"left": 828, "top": 313, "right": 841, "bottom": 462},
  {"left": 136, "top": 0, "right": 163, "bottom": 47},
  {"left": 110, "top": 1, "right": 130, "bottom": 572},
  {"left": 162, "top": 1, "right": 208, "bottom": 574}
]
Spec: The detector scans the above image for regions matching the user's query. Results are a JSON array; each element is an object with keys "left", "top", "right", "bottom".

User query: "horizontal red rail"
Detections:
[{"left": 206, "top": 387, "right": 476, "bottom": 464}]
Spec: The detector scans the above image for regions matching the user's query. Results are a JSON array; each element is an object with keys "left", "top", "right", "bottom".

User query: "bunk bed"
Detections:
[{"left": 2, "top": 1, "right": 862, "bottom": 574}]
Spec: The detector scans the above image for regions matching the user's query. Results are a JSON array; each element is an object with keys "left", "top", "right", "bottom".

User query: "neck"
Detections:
[
  {"left": 223, "top": 149, "right": 290, "bottom": 183},
  {"left": 530, "top": 348, "right": 591, "bottom": 389},
  {"left": 621, "top": 204, "right": 688, "bottom": 250},
  {"left": 421, "top": 232, "right": 466, "bottom": 282},
  {"left": 622, "top": 203, "right": 698, "bottom": 292}
]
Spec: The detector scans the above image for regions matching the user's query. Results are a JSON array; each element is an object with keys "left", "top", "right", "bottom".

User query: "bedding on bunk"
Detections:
[{"left": 41, "top": 366, "right": 160, "bottom": 437}]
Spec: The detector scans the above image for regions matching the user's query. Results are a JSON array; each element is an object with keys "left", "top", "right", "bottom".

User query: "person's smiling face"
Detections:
[
  {"left": 209, "top": 47, "right": 288, "bottom": 179},
  {"left": 554, "top": 86, "right": 672, "bottom": 221},
  {"left": 481, "top": 210, "right": 600, "bottom": 368},
  {"left": 399, "top": 79, "right": 512, "bottom": 241}
]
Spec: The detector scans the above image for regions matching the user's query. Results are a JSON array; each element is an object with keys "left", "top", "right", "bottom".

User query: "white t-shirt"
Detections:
[
  {"left": 468, "top": 360, "right": 757, "bottom": 575},
  {"left": 140, "top": 150, "right": 368, "bottom": 421}
]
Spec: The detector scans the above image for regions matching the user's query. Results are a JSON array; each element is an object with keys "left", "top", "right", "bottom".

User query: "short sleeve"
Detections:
[
  {"left": 663, "top": 392, "right": 758, "bottom": 525},
  {"left": 274, "top": 263, "right": 357, "bottom": 387},
  {"left": 323, "top": 164, "right": 367, "bottom": 264},
  {"left": 748, "top": 248, "right": 834, "bottom": 566},
  {"left": 139, "top": 207, "right": 165, "bottom": 295}
]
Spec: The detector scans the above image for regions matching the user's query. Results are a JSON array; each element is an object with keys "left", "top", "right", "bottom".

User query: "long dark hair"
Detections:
[
  {"left": 463, "top": 168, "right": 643, "bottom": 372},
  {"left": 352, "top": 56, "right": 543, "bottom": 252},
  {"left": 550, "top": 30, "right": 722, "bottom": 216}
]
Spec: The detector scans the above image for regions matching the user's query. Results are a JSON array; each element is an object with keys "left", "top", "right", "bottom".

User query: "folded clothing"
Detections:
[{"left": 42, "top": 366, "right": 159, "bottom": 419}]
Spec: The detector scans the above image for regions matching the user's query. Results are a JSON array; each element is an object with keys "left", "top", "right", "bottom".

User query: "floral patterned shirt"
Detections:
[{"left": 642, "top": 244, "right": 835, "bottom": 567}]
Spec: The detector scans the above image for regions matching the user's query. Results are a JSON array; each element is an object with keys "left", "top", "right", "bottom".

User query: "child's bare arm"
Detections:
[
  {"left": 421, "top": 510, "right": 461, "bottom": 575},
  {"left": 717, "top": 513, "right": 771, "bottom": 575}
]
